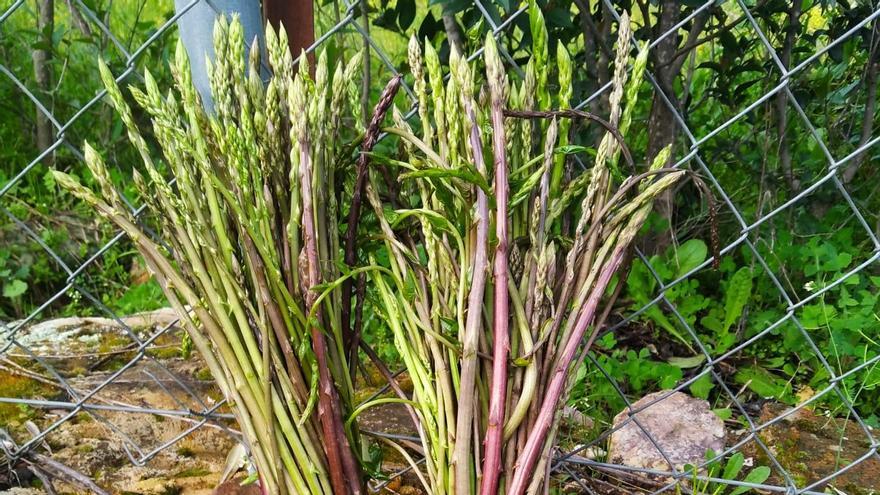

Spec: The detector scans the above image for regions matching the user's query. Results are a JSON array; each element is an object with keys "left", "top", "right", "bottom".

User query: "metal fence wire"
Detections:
[{"left": 1, "top": 0, "right": 880, "bottom": 493}]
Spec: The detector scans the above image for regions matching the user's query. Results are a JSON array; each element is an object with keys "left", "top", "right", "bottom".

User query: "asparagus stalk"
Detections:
[
  {"left": 450, "top": 43, "right": 491, "bottom": 495},
  {"left": 480, "top": 34, "right": 510, "bottom": 495},
  {"left": 366, "top": 7, "right": 684, "bottom": 494},
  {"left": 56, "top": 17, "right": 371, "bottom": 495}
]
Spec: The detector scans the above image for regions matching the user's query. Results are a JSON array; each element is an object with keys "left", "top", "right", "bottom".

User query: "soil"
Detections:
[
  {"left": 1, "top": 357, "right": 239, "bottom": 494},
  {"left": 0, "top": 312, "right": 238, "bottom": 494},
  {"left": 0, "top": 312, "right": 428, "bottom": 494},
  {"left": 742, "top": 403, "right": 880, "bottom": 494}
]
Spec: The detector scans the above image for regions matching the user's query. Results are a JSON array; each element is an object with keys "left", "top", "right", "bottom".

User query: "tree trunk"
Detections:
[
  {"left": 775, "top": 0, "right": 802, "bottom": 193},
  {"left": 33, "top": 0, "right": 54, "bottom": 167},
  {"left": 843, "top": 21, "right": 879, "bottom": 185},
  {"left": 645, "top": 2, "right": 709, "bottom": 254},
  {"left": 646, "top": 1, "right": 680, "bottom": 253},
  {"left": 264, "top": 0, "right": 315, "bottom": 69},
  {"left": 442, "top": 12, "right": 464, "bottom": 53}
]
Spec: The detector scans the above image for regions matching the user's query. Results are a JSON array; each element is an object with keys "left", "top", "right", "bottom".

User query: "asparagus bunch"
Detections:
[
  {"left": 364, "top": 6, "right": 682, "bottom": 494},
  {"left": 54, "top": 17, "right": 368, "bottom": 495}
]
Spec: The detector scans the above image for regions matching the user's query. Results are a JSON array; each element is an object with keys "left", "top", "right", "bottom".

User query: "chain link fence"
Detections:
[{"left": 1, "top": 0, "right": 879, "bottom": 493}]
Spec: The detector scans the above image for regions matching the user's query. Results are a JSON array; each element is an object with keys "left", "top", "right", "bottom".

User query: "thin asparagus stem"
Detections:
[{"left": 481, "top": 34, "right": 511, "bottom": 495}]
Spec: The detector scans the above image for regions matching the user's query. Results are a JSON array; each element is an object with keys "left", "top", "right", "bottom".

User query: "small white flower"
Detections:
[{"left": 804, "top": 281, "right": 817, "bottom": 292}]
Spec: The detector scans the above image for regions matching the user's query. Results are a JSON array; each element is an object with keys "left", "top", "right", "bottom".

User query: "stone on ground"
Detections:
[{"left": 607, "top": 390, "right": 725, "bottom": 473}]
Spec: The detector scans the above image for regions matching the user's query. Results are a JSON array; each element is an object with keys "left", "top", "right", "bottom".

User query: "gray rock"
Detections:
[{"left": 607, "top": 391, "right": 725, "bottom": 474}]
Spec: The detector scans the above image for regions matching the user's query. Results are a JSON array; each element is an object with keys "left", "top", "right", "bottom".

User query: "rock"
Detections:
[
  {"left": 1, "top": 308, "right": 179, "bottom": 356},
  {"left": 607, "top": 391, "right": 725, "bottom": 474}
]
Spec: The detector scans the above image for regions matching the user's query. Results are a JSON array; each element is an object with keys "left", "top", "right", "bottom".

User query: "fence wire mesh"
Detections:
[{"left": 1, "top": 0, "right": 879, "bottom": 493}]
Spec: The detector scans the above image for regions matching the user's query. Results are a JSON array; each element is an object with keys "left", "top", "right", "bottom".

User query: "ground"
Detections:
[
  {"left": 746, "top": 403, "right": 879, "bottom": 494},
  {"left": 1, "top": 313, "right": 878, "bottom": 494},
  {"left": 0, "top": 311, "right": 426, "bottom": 494}
]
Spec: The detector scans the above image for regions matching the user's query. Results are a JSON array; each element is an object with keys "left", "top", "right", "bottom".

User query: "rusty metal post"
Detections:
[{"left": 263, "top": 0, "right": 315, "bottom": 65}]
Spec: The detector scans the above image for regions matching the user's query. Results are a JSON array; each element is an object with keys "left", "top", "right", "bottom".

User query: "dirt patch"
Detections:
[
  {"left": 0, "top": 313, "right": 432, "bottom": 494},
  {"left": 0, "top": 311, "right": 238, "bottom": 494},
  {"left": 2, "top": 357, "right": 238, "bottom": 494},
  {"left": 742, "top": 403, "right": 879, "bottom": 494},
  {"left": 359, "top": 402, "right": 418, "bottom": 437}
]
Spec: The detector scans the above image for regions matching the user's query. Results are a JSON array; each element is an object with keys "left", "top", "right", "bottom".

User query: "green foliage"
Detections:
[
  {"left": 625, "top": 239, "right": 714, "bottom": 351},
  {"left": 682, "top": 450, "right": 771, "bottom": 495},
  {"left": 569, "top": 332, "right": 683, "bottom": 416},
  {"left": 734, "top": 366, "right": 795, "bottom": 404},
  {"left": 613, "top": 204, "right": 880, "bottom": 419},
  {"left": 113, "top": 279, "right": 166, "bottom": 314},
  {"left": 0, "top": 0, "right": 174, "bottom": 319},
  {"left": 2, "top": 0, "right": 879, "bottom": 468},
  {"left": 2, "top": 279, "right": 27, "bottom": 299}
]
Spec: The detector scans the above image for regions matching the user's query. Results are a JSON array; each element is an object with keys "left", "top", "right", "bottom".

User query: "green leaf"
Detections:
[
  {"left": 672, "top": 239, "right": 707, "bottom": 279},
  {"left": 554, "top": 144, "right": 596, "bottom": 157},
  {"left": 373, "top": 7, "right": 398, "bottom": 30},
  {"left": 397, "top": 0, "right": 416, "bottom": 30},
  {"left": 729, "top": 466, "right": 771, "bottom": 495},
  {"left": 821, "top": 251, "right": 853, "bottom": 272},
  {"left": 689, "top": 373, "right": 713, "bottom": 399},
  {"left": 734, "top": 366, "right": 795, "bottom": 403},
  {"left": 712, "top": 408, "right": 732, "bottom": 420},
  {"left": 842, "top": 273, "right": 860, "bottom": 286},
  {"left": 42, "top": 169, "right": 56, "bottom": 190},
  {"left": 400, "top": 164, "right": 492, "bottom": 197},
  {"left": 722, "top": 267, "right": 753, "bottom": 333},
  {"left": 799, "top": 303, "right": 836, "bottom": 329},
  {"left": 722, "top": 452, "right": 745, "bottom": 482},
  {"left": 239, "top": 470, "right": 260, "bottom": 486},
  {"left": 668, "top": 355, "right": 706, "bottom": 369},
  {"left": 545, "top": 7, "right": 573, "bottom": 28},
  {"left": 3, "top": 279, "right": 27, "bottom": 299},
  {"left": 363, "top": 152, "right": 417, "bottom": 171},
  {"left": 643, "top": 305, "right": 695, "bottom": 352},
  {"left": 701, "top": 314, "right": 723, "bottom": 333}
]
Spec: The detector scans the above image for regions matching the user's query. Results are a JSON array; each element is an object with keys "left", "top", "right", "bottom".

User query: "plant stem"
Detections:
[
  {"left": 451, "top": 50, "right": 491, "bottom": 495},
  {"left": 341, "top": 74, "right": 402, "bottom": 371},
  {"left": 507, "top": 249, "right": 625, "bottom": 495},
  {"left": 481, "top": 34, "right": 511, "bottom": 495}
]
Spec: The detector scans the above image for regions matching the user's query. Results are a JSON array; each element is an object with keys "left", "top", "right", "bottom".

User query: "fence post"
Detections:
[
  {"left": 264, "top": 0, "right": 315, "bottom": 69},
  {"left": 173, "top": 0, "right": 264, "bottom": 111}
]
